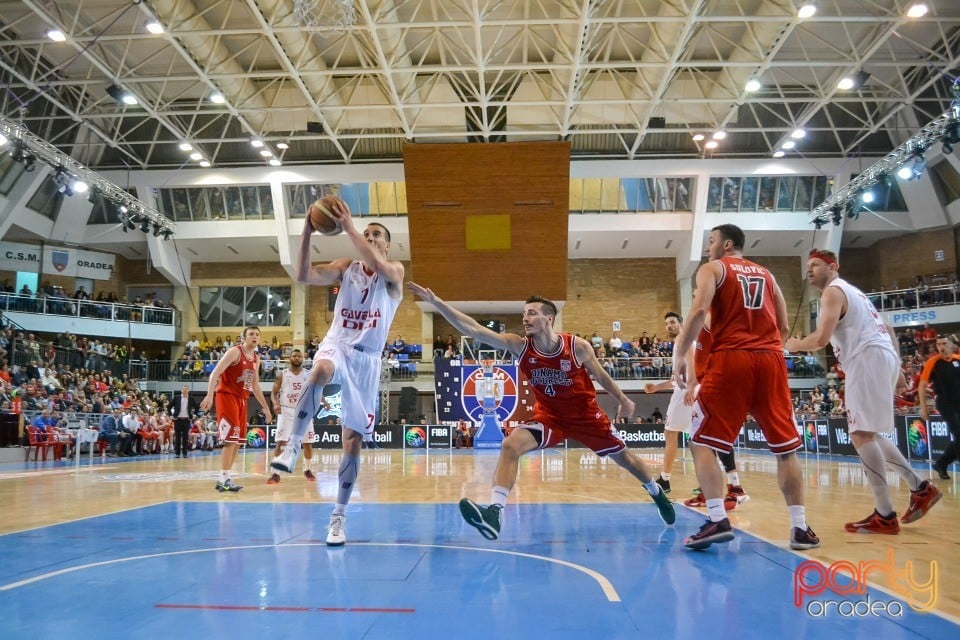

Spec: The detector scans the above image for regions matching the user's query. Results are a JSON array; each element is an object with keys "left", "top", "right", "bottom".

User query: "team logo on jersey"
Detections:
[
  {"left": 461, "top": 365, "right": 519, "bottom": 423},
  {"left": 560, "top": 359, "right": 571, "bottom": 372}
]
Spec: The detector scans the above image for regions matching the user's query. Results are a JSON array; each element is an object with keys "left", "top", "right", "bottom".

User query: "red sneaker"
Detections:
[
  {"left": 684, "top": 493, "right": 706, "bottom": 508},
  {"left": 266, "top": 473, "right": 281, "bottom": 485},
  {"left": 844, "top": 510, "right": 900, "bottom": 534},
  {"left": 727, "top": 484, "right": 750, "bottom": 505},
  {"left": 723, "top": 495, "right": 738, "bottom": 511},
  {"left": 304, "top": 469, "right": 317, "bottom": 482},
  {"left": 901, "top": 481, "right": 942, "bottom": 524}
]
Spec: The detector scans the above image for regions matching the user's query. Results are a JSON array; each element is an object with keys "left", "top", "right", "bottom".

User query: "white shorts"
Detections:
[
  {"left": 665, "top": 383, "right": 699, "bottom": 433},
  {"left": 315, "top": 339, "right": 382, "bottom": 438},
  {"left": 843, "top": 346, "right": 898, "bottom": 434},
  {"left": 275, "top": 408, "right": 314, "bottom": 443}
]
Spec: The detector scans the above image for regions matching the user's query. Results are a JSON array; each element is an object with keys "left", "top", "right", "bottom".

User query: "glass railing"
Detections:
[
  {"left": 810, "top": 282, "right": 960, "bottom": 315},
  {"left": 0, "top": 292, "right": 177, "bottom": 326},
  {"left": 596, "top": 354, "right": 824, "bottom": 380}
]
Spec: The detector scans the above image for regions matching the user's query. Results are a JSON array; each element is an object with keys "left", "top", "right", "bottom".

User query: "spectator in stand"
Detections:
[
  {"left": 99, "top": 409, "right": 125, "bottom": 455},
  {"left": 32, "top": 409, "right": 55, "bottom": 432},
  {"left": 389, "top": 335, "right": 406, "bottom": 356},
  {"left": 609, "top": 331, "right": 623, "bottom": 352}
]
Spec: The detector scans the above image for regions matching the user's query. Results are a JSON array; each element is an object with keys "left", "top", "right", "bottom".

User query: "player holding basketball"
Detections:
[
  {"left": 646, "top": 310, "right": 748, "bottom": 510},
  {"left": 785, "top": 249, "right": 942, "bottom": 533},
  {"left": 267, "top": 349, "right": 315, "bottom": 485},
  {"left": 406, "top": 283, "right": 675, "bottom": 540},
  {"left": 271, "top": 200, "right": 402, "bottom": 546},
  {"left": 200, "top": 325, "right": 272, "bottom": 492},
  {"left": 673, "top": 224, "right": 818, "bottom": 550}
]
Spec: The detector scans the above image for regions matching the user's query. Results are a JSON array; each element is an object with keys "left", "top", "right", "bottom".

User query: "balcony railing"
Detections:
[
  {"left": 0, "top": 292, "right": 177, "bottom": 326},
  {"left": 810, "top": 282, "right": 960, "bottom": 315}
]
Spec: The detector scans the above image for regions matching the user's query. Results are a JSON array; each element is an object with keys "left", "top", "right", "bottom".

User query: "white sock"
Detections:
[
  {"left": 303, "top": 457, "right": 312, "bottom": 471},
  {"left": 643, "top": 480, "right": 660, "bottom": 495},
  {"left": 333, "top": 504, "right": 346, "bottom": 516},
  {"left": 727, "top": 471, "right": 740, "bottom": 486},
  {"left": 660, "top": 472, "right": 671, "bottom": 481},
  {"left": 788, "top": 505, "right": 807, "bottom": 530},
  {"left": 706, "top": 499, "right": 726, "bottom": 522},
  {"left": 490, "top": 486, "right": 510, "bottom": 507},
  {"left": 856, "top": 437, "right": 895, "bottom": 516},
  {"left": 874, "top": 435, "right": 921, "bottom": 491},
  {"left": 218, "top": 470, "right": 229, "bottom": 482}
]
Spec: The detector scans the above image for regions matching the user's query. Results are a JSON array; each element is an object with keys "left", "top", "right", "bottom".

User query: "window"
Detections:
[
  {"left": 199, "top": 286, "right": 291, "bottom": 327},
  {"left": 157, "top": 185, "right": 275, "bottom": 221},
  {"left": 283, "top": 182, "right": 407, "bottom": 217},
  {"left": 571, "top": 177, "right": 693, "bottom": 213},
  {"left": 26, "top": 174, "right": 64, "bottom": 220},
  {"left": 929, "top": 160, "right": 960, "bottom": 206},
  {"left": 0, "top": 153, "right": 26, "bottom": 196}
]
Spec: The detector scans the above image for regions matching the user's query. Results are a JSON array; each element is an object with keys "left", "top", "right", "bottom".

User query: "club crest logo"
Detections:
[
  {"left": 461, "top": 365, "right": 519, "bottom": 423},
  {"left": 52, "top": 250, "right": 69, "bottom": 272},
  {"left": 560, "top": 359, "right": 571, "bottom": 372}
]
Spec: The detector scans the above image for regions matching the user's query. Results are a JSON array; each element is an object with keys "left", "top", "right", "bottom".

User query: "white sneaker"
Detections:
[
  {"left": 326, "top": 514, "right": 346, "bottom": 546},
  {"left": 270, "top": 444, "right": 299, "bottom": 474}
]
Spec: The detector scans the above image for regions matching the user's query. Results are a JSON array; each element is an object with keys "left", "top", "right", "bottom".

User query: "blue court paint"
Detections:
[{"left": 0, "top": 502, "right": 955, "bottom": 640}]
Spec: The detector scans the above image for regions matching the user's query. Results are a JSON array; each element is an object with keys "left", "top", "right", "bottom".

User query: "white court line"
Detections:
[{"left": 0, "top": 542, "right": 621, "bottom": 602}]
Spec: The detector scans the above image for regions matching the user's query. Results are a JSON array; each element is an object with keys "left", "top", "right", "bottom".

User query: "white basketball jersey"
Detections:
[
  {"left": 825, "top": 277, "right": 895, "bottom": 365},
  {"left": 326, "top": 260, "right": 400, "bottom": 352},
  {"left": 279, "top": 367, "right": 309, "bottom": 409}
]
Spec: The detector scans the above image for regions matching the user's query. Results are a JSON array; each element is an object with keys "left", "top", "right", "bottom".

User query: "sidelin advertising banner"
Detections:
[
  {"left": 616, "top": 423, "right": 667, "bottom": 449},
  {"left": 903, "top": 415, "right": 951, "bottom": 461},
  {"left": 402, "top": 424, "right": 452, "bottom": 449}
]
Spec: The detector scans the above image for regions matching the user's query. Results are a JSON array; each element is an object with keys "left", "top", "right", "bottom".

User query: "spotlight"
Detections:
[
  {"left": 896, "top": 165, "right": 914, "bottom": 181},
  {"left": 798, "top": 2, "right": 817, "bottom": 19},
  {"left": 844, "top": 200, "right": 858, "bottom": 219},
  {"left": 106, "top": 84, "right": 137, "bottom": 106},
  {"left": 861, "top": 189, "right": 875, "bottom": 204},
  {"left": 145, "top": 21, "right": 164, "bottom": 35},
  {"left": 153, "top": 222, "right": 163, "bottom": 237},
  {"left": 942, "top": 120, "right": 960, "bottom": 154},
  {"left": 813, "top": 216, "right": 826, "bottom": 230},
  {"left": 210, "top": 93, "right": 226, "bottom": 104},
  {"left": 745, "top": 79, "right": 761, "bottom": 92},
  {"left": 909, "top": 150, "right": 927, "bottom": 180},
  {"left": 831, "top": 205, "right": 843, "bottom": 226},
  {"left": 70, "top": 179, "right": 88, "bottom": 195},
  {"left": 0, "top": 133, "right": 7, "bottom": 147},
  {"left": 139, "top": 219, "right": 151, "bottom": 233},
  {"left": 53, "top": 168, "right": 74, "bottom": 196},
  {"left": 161, "top": 228, "right": 173, "bottom": 241}
]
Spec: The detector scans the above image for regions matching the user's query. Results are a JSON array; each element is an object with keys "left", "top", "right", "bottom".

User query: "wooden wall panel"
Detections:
[{"left": 404, "top": 142, "right": 570, "bottom": 301}]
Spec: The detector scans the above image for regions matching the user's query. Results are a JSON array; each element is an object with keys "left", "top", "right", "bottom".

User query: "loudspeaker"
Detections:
[
  {"left": 649, "top": 116, "right": 666, "bottom": 128},
  {"left": 307, "top": 121, "right": 324, "bottom": 133},
  {"left": 398, "top": 386, "right": 418, "bottom": 419}
]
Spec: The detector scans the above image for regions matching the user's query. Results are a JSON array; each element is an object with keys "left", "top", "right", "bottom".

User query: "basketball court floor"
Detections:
[{"left": 1, "top": 448, "right": 957, "bottom": 639}]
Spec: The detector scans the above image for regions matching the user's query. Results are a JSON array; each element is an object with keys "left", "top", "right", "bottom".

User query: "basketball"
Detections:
[{"left": 308, "top": 195, "right": 344, "bottom": 235}]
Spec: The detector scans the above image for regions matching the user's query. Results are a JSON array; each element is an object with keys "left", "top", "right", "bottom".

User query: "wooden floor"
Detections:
[{"left": 2, "top": 447, "right": 957, "bottom": 622}]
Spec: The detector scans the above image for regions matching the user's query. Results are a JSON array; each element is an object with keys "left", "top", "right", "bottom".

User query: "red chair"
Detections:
[
  {"left": 25, "top": 426, "right": 54, "bottom": 461},
  {"left": 44, "top": 428, "right": 68, "bottom": 460}
]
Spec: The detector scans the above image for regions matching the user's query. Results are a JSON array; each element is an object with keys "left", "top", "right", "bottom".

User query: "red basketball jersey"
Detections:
[
  {"left": 694, "top": 327, "right": 713, "bottom": 380},
  {"left": 216, "top": 345, "right": 258, "bottom": 397},
  {"left": 519, "top": 333, "right": 605, "bottom": 423},
  {"left": 710, "top": 256, "right": 782, "bottom": 352}
]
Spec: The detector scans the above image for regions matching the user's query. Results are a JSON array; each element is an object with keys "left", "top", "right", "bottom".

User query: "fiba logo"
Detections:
[
  {"left": 405, "top": 426, "right": 426, "bottom": 448},
  {"left": 247, "top": 427, "right": 266, "bottom": 448},
  {"left": 804, "top": 422, "right": 817, "bottom": 452},
  {"left": 907, "top": 420, "right": 928, "bottom": 457}
]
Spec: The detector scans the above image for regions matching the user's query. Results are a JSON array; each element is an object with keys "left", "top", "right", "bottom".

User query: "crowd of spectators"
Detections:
[{"left": 0, "top": 280, "right": 175, "bottom": 323}]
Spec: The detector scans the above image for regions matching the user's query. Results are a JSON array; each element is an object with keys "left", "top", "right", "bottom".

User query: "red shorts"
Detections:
[
  {"left": 521, "top": 412, "right": 625, "bottom": 456},
  {"left": 691, "top": 350, "right": 800, "bottom": 454},
  {"left": 216, "top": 392, "right": 248, "bottom": 444}
]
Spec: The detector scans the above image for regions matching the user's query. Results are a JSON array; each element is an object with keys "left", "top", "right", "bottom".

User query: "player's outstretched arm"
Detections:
[
  {"left": 294, "top": 218, "right": 350, "bottom": 287},
  {"left": 406, "top": 281, "right": 525, "bottom": 356}
]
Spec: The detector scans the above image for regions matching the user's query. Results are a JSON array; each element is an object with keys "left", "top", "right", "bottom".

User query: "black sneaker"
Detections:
[
  {"left": 651, "top": 486, "right": 676, "bottom": 525},
  {"left": 656, "top": 476, "right": 671, "bottom": 494},
  {"left": 934, "top": 461, "right": 950, "bottom": 480},
  {"left": 683, "top": 518, "right": 734, "bottom": 550},
  {"left": 789, "top": 525, "right": 821, "bottom": 550},
  {"left": 459, "top": 498, "right": 501, "bottom": 540}
]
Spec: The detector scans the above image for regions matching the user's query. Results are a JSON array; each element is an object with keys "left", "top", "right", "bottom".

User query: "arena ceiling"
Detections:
[{"left": 0, "top": 0, "right": 958, "bottom": 171}]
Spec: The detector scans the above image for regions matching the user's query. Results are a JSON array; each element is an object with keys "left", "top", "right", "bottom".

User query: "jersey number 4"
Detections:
[{"left": 737, "top": 275, "right": 766, "bottom": 309}]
